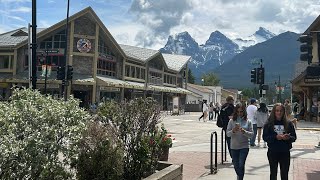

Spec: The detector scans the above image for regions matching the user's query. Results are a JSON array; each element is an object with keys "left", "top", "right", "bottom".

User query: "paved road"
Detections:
[{"left": 162, "top": 112, "right": 320, "bottom": 180}]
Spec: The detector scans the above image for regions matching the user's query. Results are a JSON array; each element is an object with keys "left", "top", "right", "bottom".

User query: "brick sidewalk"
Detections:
[
  {"left": 293, "top": 158, "right": 320, "bottom": 180},
  {"left": 168, "top": 151, "right": 223, "bottom": 180}
]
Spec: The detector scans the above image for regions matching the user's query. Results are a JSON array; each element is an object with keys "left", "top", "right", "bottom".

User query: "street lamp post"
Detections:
[
  {"left": 62, "top": 0, "right": 71, "bottom": 101},
  {"left": 275, "top": 75, "right": 282, "bottom": 103},
  {"left": 31, "top": 0, "right": 37, "bottom": 89},
  {"left": 201, "top": 78, "right": 204, "bottom": 86}
]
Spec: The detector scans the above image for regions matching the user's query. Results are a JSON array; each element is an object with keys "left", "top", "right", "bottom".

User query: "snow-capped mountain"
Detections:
[
  {"left": 160, "top": 27, "right": 276, "bottom": 80},
  {"left": 233, "top": 27, "right": 276, "bottom": 50}
]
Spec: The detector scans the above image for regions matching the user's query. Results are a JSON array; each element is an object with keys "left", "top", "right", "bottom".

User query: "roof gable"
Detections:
[
  {"left": 303, "top": 15, "right": 320, "bottom": 34},
  {"left": 0, "top": 28, "right": 45, "bottom": 48},
  {"left": 13, "top": 7, "right": 125, "bottom": 57},
  {"left": 119, "top": 44, "right": 159, "bottom": 63},
  {"left": 11, "top": 30, "right": 28, "bottom": 36},
  {"left": 162, "top": 53, "right": 190, "bottom": 72}
]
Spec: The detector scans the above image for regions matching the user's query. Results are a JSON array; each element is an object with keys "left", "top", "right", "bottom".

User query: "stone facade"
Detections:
[
  {"left": 74, "top": 15, "right": 96, "bottom": 36},
  {"left": 73, "top": 55, "right": 93, "bottom": 75}
]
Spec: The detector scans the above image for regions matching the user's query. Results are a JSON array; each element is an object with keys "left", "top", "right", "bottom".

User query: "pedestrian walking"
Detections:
[
  {"left": 198, "top": 100, "right": 206, "bottom": 121},
  {"left": 263, "top": 103, "right": 297, "bottom": 180},
  {"left": 227, "top": 103, "right": 253, "bottom": 180},
  {"left": 202, "top": 101, "right": 209, "bottom": 122},
  {"left": 284, "top": 99, "right": 297, "bottom": 128},
  {"left": 256, "top": 103, "right": 268, "bottom": 148},
  {"left": 247, "top": 98, "right": 258, "bottom": 146},
  {"left": 209, "top": 102, "right": 214, "bottom": 121},
  {"left": 214, "top": 102, "right": 220, "bottom": 120},
  {"left": 219, "top": 95, "right": 235, "bottom": 158}
]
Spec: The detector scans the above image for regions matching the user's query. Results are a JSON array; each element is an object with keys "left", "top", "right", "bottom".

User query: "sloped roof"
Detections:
[
  {"left": 162, "top": 53, "right": 190, "bottom": 72},
  {"left": 187, "top": 83, "right": 212, "bottom": 93},
  {"left": 119, "top": 44, "right": 159, "bottom": 62},
  {"left": 303, "top": 15, "right": 320, "bottom": 35},
  {"left": 0, "top": 28, "right": 45, "bottom": 47}
]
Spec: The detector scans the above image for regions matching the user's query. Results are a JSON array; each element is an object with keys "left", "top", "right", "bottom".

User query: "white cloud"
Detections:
[
  {"left": 1, "top": 0, "right": 320, "bottom": 50},
  {"left": 39, "top": 20, "right": 52, "bottom": 28},
  {"left": 6, "top": 15, "right": 26, "bottom": 22},
  {"left": 10, "top": 6, "right": 31, "bottom": 13}
]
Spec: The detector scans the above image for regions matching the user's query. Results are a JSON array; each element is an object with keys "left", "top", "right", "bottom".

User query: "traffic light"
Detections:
[
  {"left": 299, "top": 34, "right": 313, "bottom": 64},
  {"left": 67, "top": 65, "right": 73, "bottom": 80},
  {"left": 256, "top": 67, "right": 265, "bottom": 84},
  {"left": 250, "top": 68, "right": 257, "bottom": 84},
  {"left": 56, "top": 66, "right": 65, "bottom": 80}
]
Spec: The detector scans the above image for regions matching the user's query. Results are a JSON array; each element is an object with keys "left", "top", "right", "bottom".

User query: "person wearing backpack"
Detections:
[{"left": 218, "top": 95, "right": 235, "bottom": 158}]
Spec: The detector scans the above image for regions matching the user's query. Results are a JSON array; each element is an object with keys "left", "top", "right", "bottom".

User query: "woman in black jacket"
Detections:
[{"left": 263, "top": 103, "right": 297, "bottom": 180}]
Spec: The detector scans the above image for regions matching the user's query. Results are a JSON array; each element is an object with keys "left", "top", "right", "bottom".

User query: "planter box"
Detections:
[{"left": 144, "top": 161, "right": 183, "bottom": 180}]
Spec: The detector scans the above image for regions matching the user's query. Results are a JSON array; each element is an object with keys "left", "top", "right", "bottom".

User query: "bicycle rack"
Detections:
[
  {"left": 210, "top": 131, "right": 218, "bottom": 174},
  {"left": 221, "top": 129, "right": 227, "bottom": 164}
]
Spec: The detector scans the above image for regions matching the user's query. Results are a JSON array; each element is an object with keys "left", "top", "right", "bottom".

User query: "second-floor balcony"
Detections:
[{"left": 149, "top": 76, "right": 163, "bottom": 85}]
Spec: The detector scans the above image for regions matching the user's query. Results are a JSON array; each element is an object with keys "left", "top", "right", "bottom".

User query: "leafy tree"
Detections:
[
  {"left": 0, "top": 88, "right": 90, "bottom": 179},
  {"left": 201, "top": 72, "right": 220, "bottom": 86},
  {"left": 187, "top": 68, "right": 195, "bottom": 84}
]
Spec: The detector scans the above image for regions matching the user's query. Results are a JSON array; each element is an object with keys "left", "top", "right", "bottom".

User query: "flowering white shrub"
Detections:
[{"left": 0, "top": 88, "right": 90, "bottom": 179}]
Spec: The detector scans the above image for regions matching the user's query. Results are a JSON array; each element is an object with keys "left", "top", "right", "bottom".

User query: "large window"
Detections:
[
  {"left": 40, "top": 30, "right": 66, "bottom": 49},
  {"left": 124, "top": 64, "right": 146, "bottom": 80},
  {"left": 164, "top": 74, "right": 176, "bottom": 85},
  {"left": 97, "top": 57, "right": 116, "bottom": 77},
  {"left": 98, "top": 38, "right": 114, "bottom": 56},
  {"left": 0, "top": 55, "right": 13, "bottom": 69}
]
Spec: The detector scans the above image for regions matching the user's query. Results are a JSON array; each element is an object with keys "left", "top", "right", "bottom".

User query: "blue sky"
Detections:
[{"left": 1, "top": 0, "right": 320, "bottom": 49}]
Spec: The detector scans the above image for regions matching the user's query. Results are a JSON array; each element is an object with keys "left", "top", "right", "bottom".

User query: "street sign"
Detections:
[
  {"left": 44, "top": 49, "right": 59, "bottom": 53},
  {"left": 305, "top": 78, "right": 320, "bottom": 83}
]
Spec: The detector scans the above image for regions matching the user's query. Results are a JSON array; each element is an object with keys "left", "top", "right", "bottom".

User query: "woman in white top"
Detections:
[{"left": 256, "top": 103, "right": 268, "bottom": 147}]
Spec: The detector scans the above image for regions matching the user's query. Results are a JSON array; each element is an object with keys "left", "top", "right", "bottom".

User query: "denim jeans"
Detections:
[
  {"left": 209, "top": 111, "right": 213, "bottom": 120},
  {"left": 250, "top": 124, "right": 257, "bottom": 146},
  {"left": 231, "top": 148, "right": 249, "bottom": 180}
]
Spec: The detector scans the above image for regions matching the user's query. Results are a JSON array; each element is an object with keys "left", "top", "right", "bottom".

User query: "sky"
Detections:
[{"left": 0, "top": 0, "right": 320, "bottom": 49}]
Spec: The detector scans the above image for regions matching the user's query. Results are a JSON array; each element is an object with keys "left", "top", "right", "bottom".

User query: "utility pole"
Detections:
[
  {"left": 31, "top": 0, "right": 37, "bottom": 89},
  {"left": 259, "top": 59, "right": 263, "bottom": 98},
  {"left": 63, "top": 0, "right": 70, "bottom": 101}
]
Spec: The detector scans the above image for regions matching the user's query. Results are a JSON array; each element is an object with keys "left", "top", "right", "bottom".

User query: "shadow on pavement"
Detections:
[{"left": 306, "top": 171, "right": 320, "bottom": 180}]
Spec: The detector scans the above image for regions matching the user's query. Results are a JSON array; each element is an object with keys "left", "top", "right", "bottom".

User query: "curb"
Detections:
[{"left": 296, "top": 128, "right": 320, "bottom": 131}]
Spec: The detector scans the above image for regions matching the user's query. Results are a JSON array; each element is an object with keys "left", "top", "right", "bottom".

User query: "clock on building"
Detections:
[{"left": 77, "top": 38, "right": 92, "bottom": 53}]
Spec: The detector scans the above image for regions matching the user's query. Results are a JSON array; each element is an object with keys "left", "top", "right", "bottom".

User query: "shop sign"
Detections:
[
  {"left": 100, "top": 86, "right": 120, "bottom": 92},
  {"left": 305, "top": 78, "right": 320, "bottom": 83},
  {"left": 99, "top": 53, "right": 115, "bottom": 60},
  {"left": 133, "top": 90, "right": 144, "bottom": 93}
]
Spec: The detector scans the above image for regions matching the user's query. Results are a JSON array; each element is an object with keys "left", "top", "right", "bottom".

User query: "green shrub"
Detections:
[
  {"left": 98, "top": 97, "right": 162, "bottom": 179},
  {"left": 73, "top": 121, "right": 124, "bottom": 180},
  {"left": 0, "top": 88, "right": 89, "bottom": 179}
]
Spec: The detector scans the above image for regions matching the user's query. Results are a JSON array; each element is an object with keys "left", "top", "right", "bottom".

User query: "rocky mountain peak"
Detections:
[{"left": 253, "top": 27, "right": 276, "bottom": 40}]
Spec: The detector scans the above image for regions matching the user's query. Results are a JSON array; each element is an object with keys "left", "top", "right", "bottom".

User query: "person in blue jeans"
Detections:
[{"left": 227, "top": 104, "right": 253, "bottom": 180}]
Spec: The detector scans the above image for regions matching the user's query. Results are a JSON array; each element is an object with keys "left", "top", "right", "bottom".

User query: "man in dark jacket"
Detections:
[{"left": 220, "top": 95, "right": 235, "bottom": 158}]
